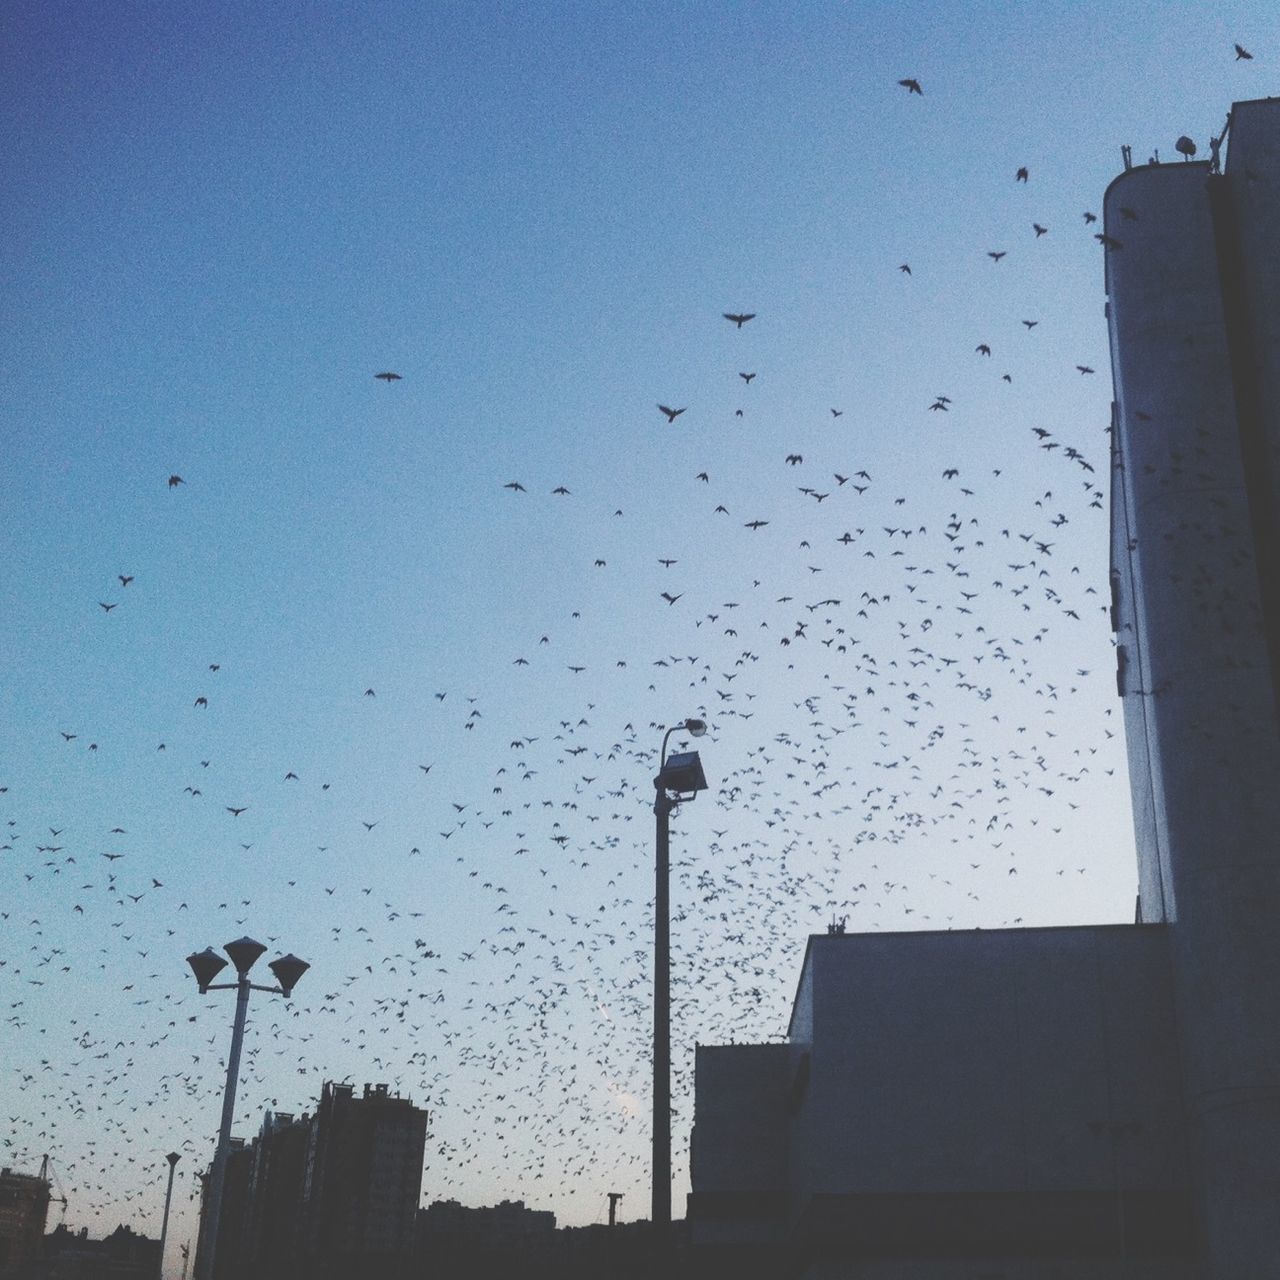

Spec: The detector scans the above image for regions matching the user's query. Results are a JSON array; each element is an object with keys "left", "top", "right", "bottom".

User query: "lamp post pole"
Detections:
[
  {"left": 651, "top": 718, "right": 708, "bottom": 1242},
  {"left": 653, "top": 781, "right": 673, "bottom": 1233},
  {"left": 187, "top": 940, "right": 308, "bottom": 1280},
  {"left": 202, "top": 976, "right": 251, "bottom": 1280},
  {"left": 157, "top": 1152, "right": 180, "bottom": 1280}
]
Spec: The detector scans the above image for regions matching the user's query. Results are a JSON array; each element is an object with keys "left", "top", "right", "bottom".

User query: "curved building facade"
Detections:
[{"left": 1107, "top": 96, "right": 1280, "bottom": 1276}]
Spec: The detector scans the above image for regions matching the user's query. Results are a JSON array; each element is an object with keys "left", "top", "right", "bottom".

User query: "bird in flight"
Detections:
[
  {"left": 723, "top": 313, "right": 755, "bottom": 328},
  {"left": 739, "top": 372, "right": 756, "bottom": 383},
  {"left": 118, "top": 575, "right": 134, "bottom": 587},
  {"left": 657, "top": 405, "right": 686, "bottom": 423},
  {"left": 374, "top": 371, "right": 402, "bottom": 382},
  {"left": 1033, "top": 223, "right": 1048, "bottom": 237},
  {"left": 660, "top": 592, "right": 682, "bottom": 606},
  {"left": 226, "top": 806, "right": 248, "bottom": 817},
  {"left": 167, "top": 475, "right": 184, "bottom": 488},
  {"left": 99, "top": 602, "right": 117, "bottom": 613},
  {"left": 504, "top": 481, "right": 527, "bottom": 492},
  {"left": 1235, "top": 43, "right": 1253, "bottom": 60},
  {"left": 744, "top": 519, "right": 769, "bottom": 530},
  {"left": 898, "top": 264, "right": 911, "bottom": 275},
  {"left": 1016, "top": 167, "right": 1029, "bottom": 182},
  {"left": 987, "top": 251, "right": 1007, "bottom": 262},
  {"left": 898, "top": 78, "right": 922, "bottom": 95}
]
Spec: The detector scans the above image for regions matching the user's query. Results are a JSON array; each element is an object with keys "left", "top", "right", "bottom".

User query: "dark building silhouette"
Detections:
[
  {"left": 37, "top": 1223, "right": 160, "bottom": 1279},
  {"left": 194, "top": 1138, "right": 250, "bottom": 1280},
  {"left": 0, "top": 1167, "right": 51, "bottom": 1274},
  {"left": 195, "top": 1081, "right": 427, "bottom": 1280},
  {"left": 413, "top": 1210, "right": 683, "bottom": 1280},
  {"left": 242, "top": 1111, "right": 310, "bottom": 1278},
  {"left": 690, "top": 96, "right": 1280, "bottom": 1279},
  {"left": 300, "top": 1082, "right": 428, "bottom": 1278}
]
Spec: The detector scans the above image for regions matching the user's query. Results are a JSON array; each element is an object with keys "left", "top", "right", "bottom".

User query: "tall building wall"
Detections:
[
  {"left": 0, "top": 1168, "right": 50, "bottom": 1273},
  {"left": 1105, "top": 98, "right": 1280, "bottom": 1277}
]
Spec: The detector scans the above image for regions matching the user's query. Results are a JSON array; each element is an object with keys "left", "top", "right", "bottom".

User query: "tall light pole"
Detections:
[
  {"left": 652, "top": 717, "right": 708, "bottom": 1239},
  {"left": 187, "top": 939, "right": 308, "bottom": 1280},
  {"left": 156, "top": 1151, "right": 180, "bottom": 1280}
]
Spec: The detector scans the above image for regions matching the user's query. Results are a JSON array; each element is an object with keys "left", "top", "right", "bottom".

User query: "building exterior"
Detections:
[
  {"left": 195, "top": 1082, "right": 428, "bottom": 1280},
  {"left": 1105, "top": 95, "right": 1280, "bottom": 1276},
  {"left": 299, "top": 1081, "right": 429, "bottom": 1277},
  {"left": 418, "top": 1198, "right": 556, "bottom": 1247},
  {"left": 241, "top": 1111, "right": 310, "bottom": 1279},
  {"left": 38, "top": 1223, "right": 160, "bottom": 1278},
  {"left": 0, "top": 1167, "right": 51, "bottom": 1275},
  {"left": 690, "top": 97, "right": 1280, "bottom": 1279}
]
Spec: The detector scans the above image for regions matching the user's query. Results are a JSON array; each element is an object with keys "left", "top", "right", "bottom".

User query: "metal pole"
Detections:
[
  {"left": 157, "top": 1153, "right": 180, "bottom": 1280},
  {"left": 652, "top": 785, "right": 672, "bottom": 1236},
  {"left": 200, "top": 976, "right": 251, "bottom": 1280}
]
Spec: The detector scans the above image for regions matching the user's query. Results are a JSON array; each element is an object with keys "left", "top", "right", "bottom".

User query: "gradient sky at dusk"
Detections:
[{"left": 2, "top": 3, "right": 1272, "bottom": 1274}]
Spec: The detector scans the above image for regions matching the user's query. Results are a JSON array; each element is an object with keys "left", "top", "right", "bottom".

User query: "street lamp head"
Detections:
[
  {"left": 186, "top": 947, "right": 229, "bottom": 993},
  {"left": 223, "top": 936, "right": 267, "bottom": 976},
  {"left": 657, "top": 749, "right": 708, "bottom": 797},
  {"left": 268, "top": 953, "right": 310, "bottom": 998},
  {"left": 683, "top": 718, "right": 707, "bottom": 737},
  {"left": 166, "top": 1152, "right": 181, "bottom": 1167}
]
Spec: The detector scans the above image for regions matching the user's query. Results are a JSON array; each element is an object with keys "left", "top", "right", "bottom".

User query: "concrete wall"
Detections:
[
  {"left": 691, "top": 1043, "right": 795, "bottom": 1246},
  {"left": 1226, "top": 99, "right": 1280, "bottom": 503},
  {"left": 789, "top": 928, "right": 1186, "bottom": 1208},
  {"left": 1105, "top": 102, "right": 1280, "bottom": 1276}
]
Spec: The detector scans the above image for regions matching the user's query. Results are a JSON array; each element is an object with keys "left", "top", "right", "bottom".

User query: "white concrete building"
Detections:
[{"left": 690, "top": 97, "right": 1280, "bottom": 1279}]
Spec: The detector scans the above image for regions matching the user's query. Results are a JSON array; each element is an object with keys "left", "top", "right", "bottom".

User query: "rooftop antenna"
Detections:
[
  {"left": 827, "top": 914, "right": 848, "bottom": 935},
  {"left": 1121, "top": 144, "right": 1133, "bottom": 171},
  {"left": 1210, "top": 112, "right": 1232, "bottom": 174},
  {"left": 607, "top": 1191, "right": 623, "bottom": 1226}
]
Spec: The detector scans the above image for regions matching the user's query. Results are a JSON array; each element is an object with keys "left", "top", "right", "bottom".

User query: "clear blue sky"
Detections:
[{"left": 1, "top": 0, "right": 1271, "bottom": 1269}]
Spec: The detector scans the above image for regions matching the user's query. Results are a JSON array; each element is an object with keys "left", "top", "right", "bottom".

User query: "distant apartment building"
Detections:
[
  {"left": 196, "top": 1082, "right": 428, "bottom": 1280},
  {"left": 418, "top": 1197, "right": 556, "bottom": 1248},
  {"left": 39, "top": 1223, "right": 160, "bottom": 1278},
  {"left": 241, "top": 1111, "right": 310, "bottom": 1277},
  {"left": 0, "top": 1166, "right": 51, "bottom": 1274},
  {"left": 300, "top": 1081, "right": 429, "bottom": 1276}
]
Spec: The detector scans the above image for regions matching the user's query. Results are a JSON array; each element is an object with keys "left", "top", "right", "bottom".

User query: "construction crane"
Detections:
[{"left": 38, "top": 1155, "right": 69, "bottom": 1220}]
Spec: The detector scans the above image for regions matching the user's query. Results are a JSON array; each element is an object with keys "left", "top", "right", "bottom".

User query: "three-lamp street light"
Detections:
[
  {"left": 652, "top": 716, "right": 709, "bottom": 1239},
  {"left": 186, "top": 938, "right": 308, "bottom": 1280}
]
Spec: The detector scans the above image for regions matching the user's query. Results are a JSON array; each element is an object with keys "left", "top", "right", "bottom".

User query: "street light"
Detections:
[
  {"left": 187, "top": 938, "right": 308, "bottom": 1280},
  {"left": 652, "top": 717, "right": 708, "bottom": 1239},
  {"left": 156, "top": 1152, "right": 180, "bottom": 1280}
]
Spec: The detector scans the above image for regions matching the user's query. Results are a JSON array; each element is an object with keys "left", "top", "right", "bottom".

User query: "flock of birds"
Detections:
[{"left": 3, "top": 51, "right": 1262, "bottom": 1245}]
